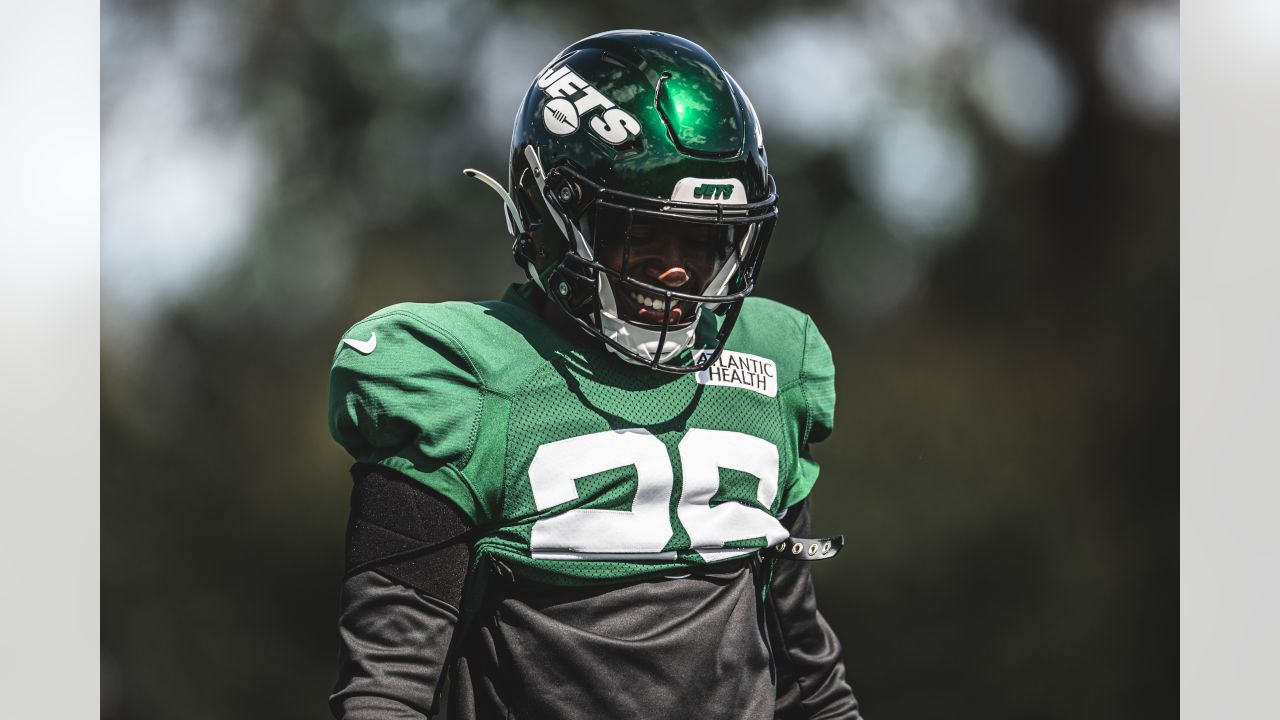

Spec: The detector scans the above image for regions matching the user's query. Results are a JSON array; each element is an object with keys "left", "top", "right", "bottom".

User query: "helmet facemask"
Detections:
[{"left": 529, "top": 158, "right": 777, "bottom": 373}]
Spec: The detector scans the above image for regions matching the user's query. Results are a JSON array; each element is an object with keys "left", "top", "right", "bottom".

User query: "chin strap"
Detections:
[{"left": 463, "top": 168, "right": 545, "bottom": 291}]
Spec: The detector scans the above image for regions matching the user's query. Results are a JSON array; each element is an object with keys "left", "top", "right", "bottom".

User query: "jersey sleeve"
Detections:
[
  {"left": 328, "top": 306, "right": 493, "bottom": 524},
  {"left": 783, "top": 315, "right": 836, "bottom": 507}
]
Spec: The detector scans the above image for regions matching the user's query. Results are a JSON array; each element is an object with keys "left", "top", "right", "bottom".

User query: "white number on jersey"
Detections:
[{"left": 527, "top": 428, "right": 789, "bottom": 561}]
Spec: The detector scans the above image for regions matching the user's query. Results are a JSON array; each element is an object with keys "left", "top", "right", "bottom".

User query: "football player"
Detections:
[{"left": 328, "top": 30, "right": 863, "bottom": 719}]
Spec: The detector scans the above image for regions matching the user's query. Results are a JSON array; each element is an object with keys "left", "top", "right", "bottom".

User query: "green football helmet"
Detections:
[{"left": 466, "top": 29, "right": 778, "bottom": 373}]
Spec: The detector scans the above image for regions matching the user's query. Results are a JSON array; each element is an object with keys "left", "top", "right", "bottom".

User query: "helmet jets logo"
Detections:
[
  {"left": 671, "top": 177, "right": 748, "bottom": 206},
  {"left": 537, "top": 64, "right": 641, "bottom": 145},
  {"left": 693, "top": 183, "right": 734, "bottom": 200}
]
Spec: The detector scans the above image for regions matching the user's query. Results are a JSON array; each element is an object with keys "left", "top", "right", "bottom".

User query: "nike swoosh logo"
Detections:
[{"left": 343, "top": 332, "right": 377, "bottom": 354}]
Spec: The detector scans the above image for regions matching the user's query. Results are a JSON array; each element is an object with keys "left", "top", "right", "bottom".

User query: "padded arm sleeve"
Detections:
[
  {"left": 770, "top": 501, "right": 863, "bottom": 720},
  {"left": 344, "top": 465, "right": 473, "bottom": 607}
]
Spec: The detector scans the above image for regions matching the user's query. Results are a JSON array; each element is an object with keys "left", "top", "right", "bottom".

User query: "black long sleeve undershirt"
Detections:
[
  {"left": 331, "top": 570, "right": 461, "bottom": 719},
  {"left": 331, "top": 469, "right": 861, "bottom": 719},
  {"left": 769, "top": 503, "right": 862, "bottom": 719},
  {"left": 331, "top": 468, "right": 472, "bottom": 719}
]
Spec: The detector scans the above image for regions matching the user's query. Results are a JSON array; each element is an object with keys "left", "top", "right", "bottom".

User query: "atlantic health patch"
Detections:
[{"left": 694, "top": 350, "right": 777, "bottom": 397}]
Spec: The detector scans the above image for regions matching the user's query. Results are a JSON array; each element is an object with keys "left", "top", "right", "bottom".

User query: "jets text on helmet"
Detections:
[{"left": 537, "top": 64, "right": 641, "bottom": 145}]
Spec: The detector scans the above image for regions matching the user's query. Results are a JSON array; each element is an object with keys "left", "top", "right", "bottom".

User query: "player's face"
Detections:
[{"left": 596, "top": 218, "right": 734, "bottom": 326}]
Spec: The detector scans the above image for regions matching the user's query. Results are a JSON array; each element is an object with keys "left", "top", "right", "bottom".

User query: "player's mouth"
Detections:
[{"left": 617, "top": 286, "right": 690, "bottom": 325}]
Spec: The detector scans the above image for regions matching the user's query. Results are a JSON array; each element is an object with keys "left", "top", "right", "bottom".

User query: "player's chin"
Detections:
[{"left": 614, "top": 285, "right": 694, "bottom": 327}]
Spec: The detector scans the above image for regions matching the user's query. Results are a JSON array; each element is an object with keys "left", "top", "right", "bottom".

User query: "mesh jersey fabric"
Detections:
[{"left": 328, "top": 282, "right": 836, "bottom": 587}]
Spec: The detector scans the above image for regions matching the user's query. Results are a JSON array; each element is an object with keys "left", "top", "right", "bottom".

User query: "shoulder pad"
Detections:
[{"left": 328, "top": 305, "right": 489, "bottom": 523}]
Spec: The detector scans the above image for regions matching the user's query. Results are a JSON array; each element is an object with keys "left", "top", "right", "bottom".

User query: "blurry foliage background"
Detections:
[{"left": 102, "top": 0, "right": 1178, "bottom": 718}]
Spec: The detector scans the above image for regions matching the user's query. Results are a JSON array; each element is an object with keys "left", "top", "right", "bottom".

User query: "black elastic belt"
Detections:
[{"left": 760, "top": 535, "right": 844, "bottom": 561}]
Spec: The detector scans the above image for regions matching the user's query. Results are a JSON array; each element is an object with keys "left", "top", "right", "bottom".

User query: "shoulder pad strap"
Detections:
[{"left": 760, "top": 535, "right": 843, "bottom": 561}]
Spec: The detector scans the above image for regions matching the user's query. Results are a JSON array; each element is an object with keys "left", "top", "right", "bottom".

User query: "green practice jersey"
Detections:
[{"left": 328, "top": 283, "right": 835, "bottom": 586}]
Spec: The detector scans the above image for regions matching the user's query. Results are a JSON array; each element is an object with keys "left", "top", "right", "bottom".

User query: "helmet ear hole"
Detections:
[
  {"left": 551, "top": 179, "right": 581, "bottom": 213},
  {"left": 545, "top": 170, "right": 603, "bottom": 221}
]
